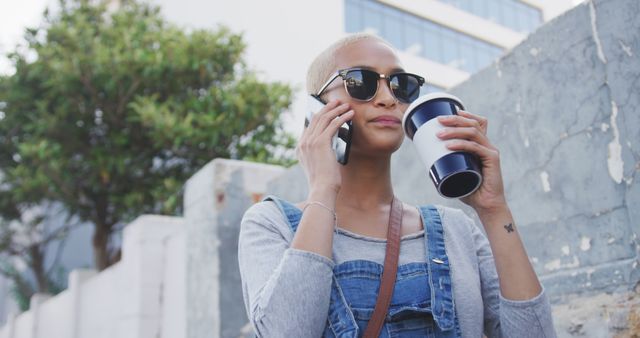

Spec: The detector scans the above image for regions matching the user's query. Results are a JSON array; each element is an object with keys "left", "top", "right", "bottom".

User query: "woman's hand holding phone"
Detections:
[
  {"left": 297, "top": 99, "right": 354, "bottom": 195},
  {"left": 291, "top": 100, "right": 353, "bottom": 258}
]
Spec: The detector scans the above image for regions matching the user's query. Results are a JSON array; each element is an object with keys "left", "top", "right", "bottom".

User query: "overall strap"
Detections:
[
  {"left": 362, "top": 196, "right": 403, "bottom": 338},
  {"left": 262, "top": 195, "right": 302, "bottom": 232},
  {"left": 420, "top": 205, "right": 456, "bottom": 332}
]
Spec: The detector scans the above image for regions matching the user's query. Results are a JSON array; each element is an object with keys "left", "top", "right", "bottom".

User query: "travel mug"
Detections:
[{"left": 402, "top": 92, "right": 483, "bottom": 199}]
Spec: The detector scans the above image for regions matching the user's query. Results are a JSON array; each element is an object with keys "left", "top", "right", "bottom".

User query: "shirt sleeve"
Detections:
[
  {"left": 237, "top": 201, "right": 335, "bottom": 337},
  {"left": 466, "top": 214, "right": 557, "bottom": 338}
]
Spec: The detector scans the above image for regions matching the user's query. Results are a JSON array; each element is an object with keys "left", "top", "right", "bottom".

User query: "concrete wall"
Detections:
[
  {"left": 182, "top": 159, "right": 285, "bottom": 338},
  {"left": 449, "top": 0, "right": 640, "bottom": 299},
  {"left": 0, "top": 215, "right": 184, "bottom": 338},
  {"left": 0, "top": 159, "right": 285, "bottom": 338},
  {"left": 452, "top": 0, "right": 640, "bottom": 334},
  {"left": 0, "top": 158, "right": 285, "bottom": 338}
]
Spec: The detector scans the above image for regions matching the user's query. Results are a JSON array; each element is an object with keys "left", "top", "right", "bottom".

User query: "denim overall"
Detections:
[{"left": 265, "top": 196, "right": 461, "bottom": 338}]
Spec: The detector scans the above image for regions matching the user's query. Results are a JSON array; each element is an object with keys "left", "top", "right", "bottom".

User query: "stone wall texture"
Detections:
[{"left": 450, "top": 0, "right": 640, "bottom": 301}]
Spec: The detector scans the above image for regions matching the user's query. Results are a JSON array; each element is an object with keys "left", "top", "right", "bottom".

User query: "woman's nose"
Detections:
[{"left": 373, "top": 78, "right": 397, "bottom": 108}]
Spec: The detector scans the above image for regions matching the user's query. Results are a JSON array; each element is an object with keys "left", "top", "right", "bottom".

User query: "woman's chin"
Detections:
[{"left": 351, "top": 136, "right": 404, "bottom": 157}]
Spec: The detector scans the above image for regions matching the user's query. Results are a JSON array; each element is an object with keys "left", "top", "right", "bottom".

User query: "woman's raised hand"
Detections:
[
  {"left": 436, "top": 110, "right": 507, "bottom": 213},
  {"left": 297, "top": 99, "right": 354, "bottom": 194}
]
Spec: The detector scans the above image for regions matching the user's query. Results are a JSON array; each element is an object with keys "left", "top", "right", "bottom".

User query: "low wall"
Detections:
[
  {"left": 0, "top": 159, "right": 285, "bottom": 338},
  {"left": 0, "top": 215, "right": 184, "bottom": 338}
]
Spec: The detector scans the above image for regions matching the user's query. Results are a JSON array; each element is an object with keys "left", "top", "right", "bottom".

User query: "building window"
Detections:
[
  {"left": 421, "top": 84, "right": 445, "bottom": 95},
  {"left": 438, "top": 0, "right": 543, "bottom": 33},
  {"left": 344, "top": 0, "right": 504, "bottom": 74}
]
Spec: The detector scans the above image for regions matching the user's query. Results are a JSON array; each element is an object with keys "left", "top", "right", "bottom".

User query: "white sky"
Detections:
[{"left": 0, "top": 0, "right": 53, "bottom": 75}]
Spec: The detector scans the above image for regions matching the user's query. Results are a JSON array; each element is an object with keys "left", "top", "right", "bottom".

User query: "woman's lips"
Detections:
[{"left": 371, "top": 115, "right": 401, "bottom": 126}]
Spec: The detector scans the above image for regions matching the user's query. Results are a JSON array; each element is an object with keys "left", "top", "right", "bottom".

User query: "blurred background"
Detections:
[{"left": 1, "top": 0, "right": 639, "bottom": 337}]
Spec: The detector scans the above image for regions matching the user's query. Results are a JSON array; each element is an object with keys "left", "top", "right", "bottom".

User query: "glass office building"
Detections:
[
  {"left": 438, "top": 0, "right": 543, "bottom": 33},
  {"left": 344, "top": 0, "right": 547, "bottom": 90}
]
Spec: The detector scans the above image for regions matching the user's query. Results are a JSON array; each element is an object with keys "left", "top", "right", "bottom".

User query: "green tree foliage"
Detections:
[{"left": 0, "top": 0, "right": 296, "bottom": 271}]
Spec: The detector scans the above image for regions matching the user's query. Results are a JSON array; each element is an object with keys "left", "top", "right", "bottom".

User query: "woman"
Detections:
[{"left": 238, "top": 33, "right": 555, "bottom": 337}]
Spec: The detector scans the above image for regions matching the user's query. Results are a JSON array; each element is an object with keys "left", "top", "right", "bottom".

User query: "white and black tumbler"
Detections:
[{"left": 402, "top": 93, "right": 483, "bottom": 199}]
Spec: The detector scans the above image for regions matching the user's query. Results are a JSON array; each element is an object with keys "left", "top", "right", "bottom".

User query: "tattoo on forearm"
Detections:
[{"left": 504, "top": 223, "right": 515, "bottom": 233}]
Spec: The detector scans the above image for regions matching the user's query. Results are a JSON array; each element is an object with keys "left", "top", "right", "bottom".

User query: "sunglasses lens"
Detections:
[
  {"left": 390, "top": 74, "right": 422, "bottom": 103},
  {"left": 344, "top": 70, "right": 378, "bottom": 100}
]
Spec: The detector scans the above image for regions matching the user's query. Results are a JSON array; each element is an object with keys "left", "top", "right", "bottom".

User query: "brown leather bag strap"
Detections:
[{"left": 362, "top": 196, "right": 403, "bottom": 338}]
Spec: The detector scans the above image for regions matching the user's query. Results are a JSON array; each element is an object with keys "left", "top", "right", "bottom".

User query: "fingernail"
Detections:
[{"left": 436, "top": 130, "right": 446, "bottom": 137}]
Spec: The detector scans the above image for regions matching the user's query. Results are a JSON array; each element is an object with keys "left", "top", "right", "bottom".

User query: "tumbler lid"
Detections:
[{"left": 402, "top": 92, "right": 465, "bottom": 137}]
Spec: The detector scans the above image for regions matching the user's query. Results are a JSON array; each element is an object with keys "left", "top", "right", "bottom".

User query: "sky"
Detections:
[{"left": 0, "top": 0, "right": 53, "bottom": 75}]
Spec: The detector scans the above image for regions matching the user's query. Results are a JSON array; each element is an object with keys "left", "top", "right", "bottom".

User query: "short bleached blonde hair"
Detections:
[{"left": 306, "top": 32, "right": 395, "bottom": 96}]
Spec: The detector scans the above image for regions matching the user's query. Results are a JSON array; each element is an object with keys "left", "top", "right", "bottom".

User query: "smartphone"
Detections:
[{"left": 305, "top": 95, "right": 353, "bottom": 165}]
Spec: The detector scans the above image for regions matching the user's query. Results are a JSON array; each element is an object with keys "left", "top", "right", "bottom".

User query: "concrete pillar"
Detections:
[
  {"left": 117, "top": 215, "right": 183, "bottom": 338},
  {"left": 29, "top": 294, "right": 50, "bottom": 338},
  {"left": 160, "top": 231, "right": 187, "bottom": 338},
  {"left": 1, "top": 314, "right": 16, "bottom": 338},
  {"left": 183, "top": 159, "right": 284, "bottom": 338},
  {"left": 68, "top": 269, "right": 97, "bottom": 338}
]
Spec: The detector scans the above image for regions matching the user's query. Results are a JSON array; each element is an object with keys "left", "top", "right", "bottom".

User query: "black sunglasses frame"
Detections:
[{"left": 316, "top": 68, "right": 426, "bottom": 104}]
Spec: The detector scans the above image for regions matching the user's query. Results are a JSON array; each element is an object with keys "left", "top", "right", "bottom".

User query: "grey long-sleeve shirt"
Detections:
[{"left": 238, "top": 200, "right": 557, "bottom": 338}]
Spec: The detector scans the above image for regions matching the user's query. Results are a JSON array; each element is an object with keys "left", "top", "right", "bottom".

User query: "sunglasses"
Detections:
[{"left": 316, "top": 68, "right": 425, "bottom": 104}]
